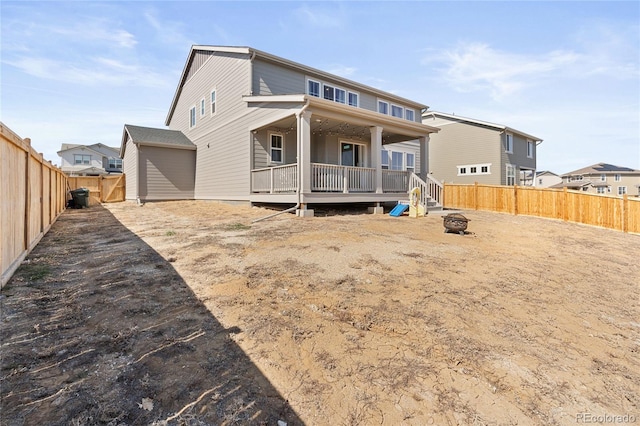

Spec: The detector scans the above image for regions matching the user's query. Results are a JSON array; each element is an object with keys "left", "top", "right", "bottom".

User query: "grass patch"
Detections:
[
  {"left": 225, "top": 223, "right": 251, "bottom": 231},
  {"left": 20, "top": 264, "right": 51, "bottom": 281},
  {"left": 165, "top": 230, "right": 176, "bottom": 236}
]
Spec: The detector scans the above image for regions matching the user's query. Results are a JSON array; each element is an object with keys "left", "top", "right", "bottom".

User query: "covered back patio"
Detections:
[{"left": 248, "top": 95, "right": 441, "bottom": 215}]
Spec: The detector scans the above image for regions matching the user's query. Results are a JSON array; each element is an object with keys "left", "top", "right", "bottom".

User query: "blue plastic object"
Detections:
[{"left": 389, "top": 203, "right": 409, "bottom": 217}]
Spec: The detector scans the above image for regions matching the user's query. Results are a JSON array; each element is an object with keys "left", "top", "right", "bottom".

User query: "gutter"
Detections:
[{"left": 252, "top": 99, "right": 310, "bottom": 223}]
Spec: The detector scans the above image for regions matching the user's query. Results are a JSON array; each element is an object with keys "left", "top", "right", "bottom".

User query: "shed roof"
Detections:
[{"left": 121, "top": 125, "right": 195, "bottom": 157}]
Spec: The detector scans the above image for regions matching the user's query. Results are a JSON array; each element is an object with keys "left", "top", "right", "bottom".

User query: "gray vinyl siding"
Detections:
[
  {"left": 253, "top": 59, "right": 305, "bottom": 95},
  {"left": 252, "top": 125, "right": 297, "bottom": 169},
  {"left": 123, "top": 138, "right": 138, "bottom": 200},
  {"left": 138, "top": 146, "right": 195, "bottom": 201},
  {"left": 427, "top": 120, "right": 501, "bottom": 185},
  {"left": 504, "top": 133, "right": 536, "bottom": 171}
]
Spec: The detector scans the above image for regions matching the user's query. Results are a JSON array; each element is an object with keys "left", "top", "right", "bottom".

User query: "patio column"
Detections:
[
  {"left": 419, "top": 135, "right": 429, "bottom": 179},
  {"left": 370, "top": 126, "right": 383, "bottom": 193},
  {"left": 299, "top": 110, "right": 313, "bottom": 194}
]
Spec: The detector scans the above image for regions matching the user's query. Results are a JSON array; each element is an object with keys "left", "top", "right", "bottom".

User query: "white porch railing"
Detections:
[
  {"left": 409, "top": 173, "right": 443, "bottom": 207},
  {"left": 382, "top": 170, "right": 410, "bottom": 192},
  {"left": 251, "top": 164, "right": 298, "bottom": 193},
  {"left": 311, "top": 163, "right": 375, "bottom": 192}
]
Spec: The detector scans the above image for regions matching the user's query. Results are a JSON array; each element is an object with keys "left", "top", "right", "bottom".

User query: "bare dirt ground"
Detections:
[{"left": 2, "top": 201, "right": 639, "bottom": 425}]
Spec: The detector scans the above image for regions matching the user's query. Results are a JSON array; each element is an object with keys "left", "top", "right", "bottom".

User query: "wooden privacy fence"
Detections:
[
  {"left": 1, "top": 122, "right": 68, "bottom": 287},
  {"left": 67, "top": 175, "right": 125, "bottom": 205},
  {"left": 443, "top": 183, "right": 640, "bottom": 234}
]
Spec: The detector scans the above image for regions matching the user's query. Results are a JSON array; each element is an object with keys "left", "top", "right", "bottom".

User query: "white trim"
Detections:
[
  {"left": 340, "top": 140, "right": 367, "bottom": 167},
  {"left": 506, "top": 163, "right": 516, "bottom": 185},
  {"left": 405, "top": 109, "right": 415, "bottom": 122},
  {"left": 348, "top": 91, "right": 359, "bottom": 107},
  {"left": 189, "top": 105, "right": 196, "bottom": 129},
  {"left": 306, "top": 78, "right": 321, "bottom": 98},
  {"left": 200, "top": 97, "right": 206, "bottom": 117},
  {"left": 391, "top": 104, "right": 404, "bottom": 119},
  {"left": 505, "top": 133, "right": 513, "bottom": 153},
  {"left": 617, "top": 186, "right": 627, "bottom": 195},
  {"left": 527, "top": 140, "right": 534, "bottom": 158},
  {"left": 210, "top": 88, "right": 217, "bottom": 116},
  {"left": 377, "top": 100, "right": 389, "bottom": 115},
  {"left": 269, "top": 132, "right": 284, "bottom": 164}
]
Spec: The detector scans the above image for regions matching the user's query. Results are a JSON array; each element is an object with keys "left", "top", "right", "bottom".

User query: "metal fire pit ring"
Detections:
[{"left": 443, "top": 213, "right": 470, "bottom": 235}]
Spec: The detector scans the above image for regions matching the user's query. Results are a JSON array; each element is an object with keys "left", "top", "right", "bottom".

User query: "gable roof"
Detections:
[
  {"left": 423, "top": 111, "right": 543, "bottom": 142},
  {"left": 57, "top": 143, "right": 120, "bottom": 157},
  {"left": 166, "top": 45, "right": 430, "bottom": 126},
  {"left": 121, "top": 124, "right": 195, "bottom": 157},
  {"left": 563, "top": 163, "right": 640, "bottom": 176},
  {"left": 536, "top": 170, "right": 559, "bottom": 177}
]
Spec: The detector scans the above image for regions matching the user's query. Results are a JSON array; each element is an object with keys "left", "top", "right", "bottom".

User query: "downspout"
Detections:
[{"left": 252, "top": 99, "right": 310, "bottom": 223}]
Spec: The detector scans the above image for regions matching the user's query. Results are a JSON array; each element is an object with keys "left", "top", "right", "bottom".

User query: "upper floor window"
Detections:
[
  {"left": 505, "top": 134, "right": 513, "bottom": 153},
  {"left": 210, "top": 89, "right": 217, "bottom": 115},
  {"left": 270, "top": 133, "right": 283, "bottom": 164},
  {"left": 391, "top": 105, "right": 404, "bottom": 118},
  {"left": 189, "top": 106, "right": 196, "bottom": 128},
  {"left": 200, "top": 98, "right": 206, "bottom": 117},
  {"left": 527, "top": 140, "right": 534, "bottom": 158},
  {"left": 323, "top": 84, "right": 335, "bottom": 101},
  {"left": 614, "top": 174, "right": 621, "bottom": 182},
  {"left": 74, "top": 154, "right": 91, "bottom": 165},
  {"left": 378, "top": 100, "right": 389, "bottom": 115},
  {"left": 618, "top": 186, "right": 627, "bottom": 195},
  {"left": 335, "top": 88, "right": 346, "bottom": 104},
  {"left": 405, "top": 109, "right": 415, "bottom": 121},
  {"left": 348, "top": 92, "right": 359, "bottom": 107},
  {"left": 108, "top": 158, "right": 123, "bottom": 169},
  {"left": 600, "top": 174, "right": 607, "bottom": 182},
  {"left": 308, "top": 79, "right": 320, "bottom": 98}
]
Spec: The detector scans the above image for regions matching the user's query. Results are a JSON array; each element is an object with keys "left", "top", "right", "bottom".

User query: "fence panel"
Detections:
[
  {"left": 443, "top": 183, "right": 639, "bottom": 234},
  {"left": 67, "top": 175, "right": 126, "bottom": 204},
  {"left": 1, "top": 122, "right": 68, "bottom": 287}
]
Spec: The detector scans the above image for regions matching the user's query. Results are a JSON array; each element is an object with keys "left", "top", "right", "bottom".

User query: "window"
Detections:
[
  {"left": 270, "top": 133, "right": 283, "bottom": 164},
  {"left": 335, "top": 88, "right": 346, "bottom": 104},
  {"left": 74, "top": 154, "right": 91, "bottom": 165},
  {"left": 406, "top": 153, "right": 415, "bottom": 173},
  {"left": 189, "top": 106, "right": 196, "bottom": 128},
  {"left": 108, "top": 158, "right": 122, "bottom": 169},
  {"left": 505, "top": 134, "right": 513, "bottom": 153},
  {"left": 457, "top": 163, "right": 491, "bottom": 176},
  {"left": 391, "top": 151, "right": 403, "bottom": 170},
  {"left": 618, "top": 186, "right": 627, "bottom": 195},
  {"left": 391, "top": 105, "right": 404, "bottom": 118},
  {"left": 597, "top": 187, "right": 606, "bottom": 194},
  {"left": 538, "top": 178, "right": 543, "bottom": 185},
  {"left": 348, "top": 92, "right": 359, "bottom": 107},
  {"left": 323, "top": 84, "right": 335, "bottom": 101},
  {"left": 341, "top": 142, "right": 365, "bottom": 167},
  {"left": 308, "top": 79, "right": 320, "bottom": 97},
  {"left": 381, "top": 150, "right": 389, "bottom": 169},
  {"left": 200, "top": 98, "right": 206, "bottom": 117},
  {"left": 615, "top": 174, "right": 621, "bottom": 182},
  {"left": 210, "top": 89, "right": 217, "bottom": 115},
  {"left": 527, "top": 140, "right": 534, "bottom": 158},
  {"left": 600, "top": 174, "right": 607, "bottom": 182},
  {"left": 506, "top": 164, "right": 516, "bottom": 185},
  {"left": 378, "top": 101, "right": 389, "bottom": 115},
  {"left": 405, "top": 109, "right": 415, "bottom": 121}
]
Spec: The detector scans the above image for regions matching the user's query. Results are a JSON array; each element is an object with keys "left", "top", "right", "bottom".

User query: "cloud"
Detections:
[
  {"left": 293, "top": 4, "right": 345, "bottom": 28},
  {"left": 327, "top": 65, "right": 357, "bottom": 78},
  {"left": 425, "top": 42, "right": 580, "bottom": 101},
  {"left": 143, "top": 9, "right": 195, "bottom": 48}
]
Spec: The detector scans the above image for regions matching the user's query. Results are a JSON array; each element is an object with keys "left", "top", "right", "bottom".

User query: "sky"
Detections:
[{"left": 1, "top": 1, "right": 639, "bottom": 174}]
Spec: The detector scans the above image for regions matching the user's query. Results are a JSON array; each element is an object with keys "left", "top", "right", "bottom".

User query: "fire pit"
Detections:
[{"left": 443, "top": 213, "right": 470, "bottom": 235}]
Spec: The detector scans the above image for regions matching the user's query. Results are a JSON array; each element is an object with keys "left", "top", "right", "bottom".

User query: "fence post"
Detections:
[
  {"left": 622, "top": 194, "right": 628, "bottom": 233},
  {"left": 99, "top": 175, "right": 104, "bottom": 203},
  {"left": 514, "top": 185, "right": 519, "bottom": 215},
  {"left": 474, "top": 182, "right": 478, "bottom": 210},
  {"left": 23, "top": 138, "right": 31, "bottom": 252},
  {"left": 562, "top": 187, "right": 568, "bottom": 222}
]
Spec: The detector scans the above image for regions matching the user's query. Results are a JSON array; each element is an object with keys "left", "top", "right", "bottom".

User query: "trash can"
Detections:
[{"left": 70, "top": 188, "right": 90, "bottom": 208}]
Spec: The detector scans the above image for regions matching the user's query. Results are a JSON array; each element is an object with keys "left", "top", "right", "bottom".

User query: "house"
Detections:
[
  {"left": 535, "top": 171, "right": 562, "bottom": 188},
  {"left": 422, "top": 111, "right": 542, "bottom": 186},
  {"left": 58, "top": 143, "right": 122, "bottom": 176},
  {"left": 552, "top": 163, "right": 640, "bottom": 196},
  {"left": 121, "top": 45, "right": 441, "bottom": 216}
]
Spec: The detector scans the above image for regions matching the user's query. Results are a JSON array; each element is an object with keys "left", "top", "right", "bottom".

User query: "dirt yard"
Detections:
[{"left": 1, "top": 201, "right": 639, "bottom": 425}]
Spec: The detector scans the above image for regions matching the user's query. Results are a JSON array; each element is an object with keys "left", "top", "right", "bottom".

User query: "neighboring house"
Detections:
[
  {"left": 535, "top": 171, "right": 562, "bottom": 188},
  {"left": 58, "top": 143, "right": 123, "bottom": 176},
  {"left": 422, "top": 112, "right": 542, "bottom": 186},
  {"left": 552, "top": 163, "right": 640, "bottom": 196},
  {"left": 121, "top": 125, "right": 196, "bottom": 201},
  {"left": 121, "top": 45, "right": 440, "bottom": 215}
]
